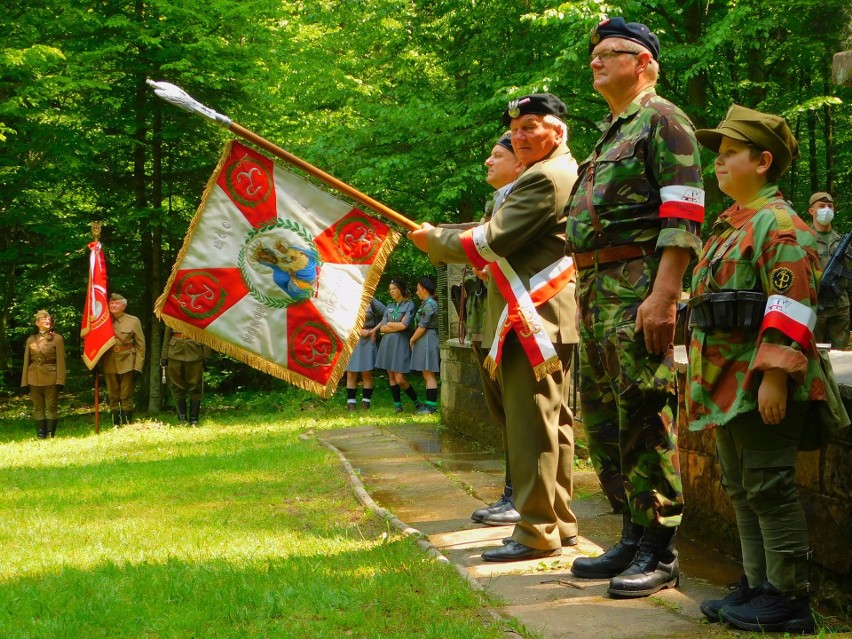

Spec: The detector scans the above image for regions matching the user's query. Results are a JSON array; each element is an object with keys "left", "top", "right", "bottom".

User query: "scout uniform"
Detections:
[
  {"left": 375, "top": 287, "right": 421, "bottom": 412},
  {"left": 21, "top": 310, "right": 66, "bottom": 438},
  {"left": 809, "top": 192, "right": 851, "bottom": 349},
  {"left": 566, "top": 18, "right": 703, "bottom": 595},
  {"left": 425, "top": 93, "right": 580, "bottom": 558},
  {"left": 100, "top": 293, "right": 146, "bottom": 424},
  {"left": 689, "top": 105, "right": 819, "bottom": 633},
  {"left": 162, "top": 326, "right": 209, "bottom": 425}
]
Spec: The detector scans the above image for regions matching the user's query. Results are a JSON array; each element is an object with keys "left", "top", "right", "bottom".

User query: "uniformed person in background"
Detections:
[
  {"left": 21, "top": 310, "right": 66, "bottom": 438},
  {"left": 808, "top": 192, "right": 851, "bottom": 349},
  {"left": 161, "top": 326, "right": 209, "bottom": 425},
  {"left": 410, "top": 93, "right": 580, "bottom": 562},
  {"left": 688, "top": 105, "right": 818, "bottom": 634},
  {"left": 565, "top": 18, "right": 704, "bottom": 597},
  {"left": 100, "top": 293, "right": 145, "bottom": 425}
]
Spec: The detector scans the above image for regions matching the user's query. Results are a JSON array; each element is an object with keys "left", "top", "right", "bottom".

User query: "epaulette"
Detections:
[{"left": 765, "top": 201, "right": 797, "bottom": 238}]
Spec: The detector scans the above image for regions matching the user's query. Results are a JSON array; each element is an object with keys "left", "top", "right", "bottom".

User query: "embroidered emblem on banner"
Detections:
[{"left": 172, "top": 271, "right": 226, "bottom": 320}]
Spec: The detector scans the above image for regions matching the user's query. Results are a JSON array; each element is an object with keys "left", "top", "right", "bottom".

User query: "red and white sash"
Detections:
[{"left": 460, "top": 226, "right": 575, "bottom": 380}]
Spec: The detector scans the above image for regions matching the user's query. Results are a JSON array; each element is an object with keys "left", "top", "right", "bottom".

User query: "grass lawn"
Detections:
[{"left": 0, "top": 383, "right": 514, "bottom": 639}]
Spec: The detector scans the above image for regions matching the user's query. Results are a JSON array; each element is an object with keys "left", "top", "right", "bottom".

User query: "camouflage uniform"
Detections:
[
  {"left": 566, "top": 87, "right": 703, "bottom": 528},
  {"left": 687, "top": 185, "right": 823, "bottom": 595},
  {"left": 813, "top": 228, "right": 851, "bottom": 349}
]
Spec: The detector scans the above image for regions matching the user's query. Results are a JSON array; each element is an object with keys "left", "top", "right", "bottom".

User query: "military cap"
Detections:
[
  {"left": 110, "top": 293, "right": 127, "bottom": 302},
  {"left": 695, "top": 104, "right": 800, "bottom": 177},
  {"left": 495, "top": 132, "right": 514, "bottom": 153},
  {"left": 809, "top": 192, "right": 833, "bottom": 206},
  {"left": 33, "top": 309, "right": 51, "bottom": 320},
  {"left": 589, "top": 17, "right": 660, "bottom": 61},
  {"left": 502, "top": 93, "right": 567, "bottom": 127}
]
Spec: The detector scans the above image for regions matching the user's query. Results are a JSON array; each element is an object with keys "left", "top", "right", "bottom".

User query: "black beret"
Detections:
[
  {"left": 495, "top": 132, "right": 514, "bottom": 153},
  {"left": 501, "top": 93, "right": 567, "bottom": 127},
  {"left": 589, "top": 17, "right": 660, "bottom": 61}
]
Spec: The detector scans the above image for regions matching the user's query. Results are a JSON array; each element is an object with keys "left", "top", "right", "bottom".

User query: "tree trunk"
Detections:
[
  {"left": 147, "top": 105, "right": 165, "bottom": 414},
  {"left": 823, "top": 95, "right": 834, "bottom": 193},
  {"left": 807, "top": 107, "right": 818, "bottom": 194}
]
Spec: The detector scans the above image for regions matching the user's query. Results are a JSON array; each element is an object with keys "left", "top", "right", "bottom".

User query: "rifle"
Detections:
[{"left": 819, "top": 232, "right": 852, "bottom": 299}]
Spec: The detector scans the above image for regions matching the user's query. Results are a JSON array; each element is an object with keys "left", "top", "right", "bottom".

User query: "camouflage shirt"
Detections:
[
  {"left": 814, "top": 228, "right": 852, "bottom": 311},
  {"left": 566, "top": 87, "right": 703, "bottom": 257},
  {"left": 687, "top": 185, "right": 827, "bottom": 431}
]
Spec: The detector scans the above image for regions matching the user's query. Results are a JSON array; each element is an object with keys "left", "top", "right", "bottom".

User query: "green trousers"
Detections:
[{"left": 715, "top": 405, "right": 810, "bottom": 594}]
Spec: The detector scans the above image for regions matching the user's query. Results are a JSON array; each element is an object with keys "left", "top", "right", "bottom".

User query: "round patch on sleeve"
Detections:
[{"left": 770, "top": 267, "right": 794, "bottom": 294}]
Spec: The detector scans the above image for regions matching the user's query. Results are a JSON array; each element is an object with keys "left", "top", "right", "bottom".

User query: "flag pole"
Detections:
[
  {"left": 90, "top": 221, "right": 102, "bottom": 435},
  {"left": 147, "top": 80, "right": 420, "bottom": 232}
]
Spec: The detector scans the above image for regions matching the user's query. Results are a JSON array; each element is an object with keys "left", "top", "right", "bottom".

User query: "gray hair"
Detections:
[
  {"left": 543, "top": 114, "right": 568, "bottom": 143},
  {"left": 607, "top": 37, "right": 658, "bottom": 83}
]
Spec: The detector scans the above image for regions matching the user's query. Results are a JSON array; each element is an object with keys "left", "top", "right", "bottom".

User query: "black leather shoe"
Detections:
[
  {"left": 503, "top": 535, "right": 577, "bottom": 547},
  {"left": 700, "top": 575, "right": 759, "bottom": 622},
  {"left": 607, "top": 527, "right": 679, "bottom": 598},
  {"left": 480, "top": 502, "right": 521, "bottom": 526},
  {"left": 482, "top": 541, "right": 561, "bottom": 563},
  {"left": 471, "top": 488, "right": 513, "bottom": 523}
]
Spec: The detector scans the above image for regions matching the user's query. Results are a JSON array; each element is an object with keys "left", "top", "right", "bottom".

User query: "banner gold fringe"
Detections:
[{"left": 155, "top": 140, "right": 403, "bottom": 399}]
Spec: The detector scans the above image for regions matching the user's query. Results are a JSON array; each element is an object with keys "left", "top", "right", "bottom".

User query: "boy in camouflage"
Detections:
[{"left": 688, "top": 105, "right": 821, "bottom": 633}]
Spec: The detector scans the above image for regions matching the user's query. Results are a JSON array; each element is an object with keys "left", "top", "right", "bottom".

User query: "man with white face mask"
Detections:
[{"left": 809, "top": 192, "right": 851, "bottom": 348}]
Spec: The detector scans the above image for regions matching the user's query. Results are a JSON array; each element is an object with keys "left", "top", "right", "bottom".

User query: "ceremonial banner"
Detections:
[
  {"left": 81, "top": 241, "right": 116, "bottom": 369},
  {"left": 155, "top": 140, "right": 401, "bottom": 398}
]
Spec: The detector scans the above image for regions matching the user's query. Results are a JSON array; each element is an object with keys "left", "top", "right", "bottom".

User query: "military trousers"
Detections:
[
  {"left": 577, "top": 260, "right": 684, "bottom": 529},
  {"left": 814, "top": 305, "right": 850, "bottom": 349},
  {"left": 472, "top": 340, "right": 509, "bottom": 486},
  {"left": 29, "top": 384, "right": 59, "bottom": 420},
  {"left": 104, "top": 371, "right": 137, "bottom": 412},
  {"left": 715, "top": 405, "right": 810, "bottom": 594},
  {"left": 168, "top": 360, "right": 204, "bottom": 402},
  {"left": 495, "top": 337, "right": 576, "bottom": 550}
]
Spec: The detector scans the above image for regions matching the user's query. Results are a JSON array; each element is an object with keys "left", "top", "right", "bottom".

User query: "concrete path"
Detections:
[{"left": 320, "top": 422, "right": 747, "bottom": 639}]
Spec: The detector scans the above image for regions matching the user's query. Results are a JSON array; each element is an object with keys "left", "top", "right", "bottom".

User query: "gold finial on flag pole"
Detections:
[{"left": 90, "top": 221, "right": 102, "bottom": 241}]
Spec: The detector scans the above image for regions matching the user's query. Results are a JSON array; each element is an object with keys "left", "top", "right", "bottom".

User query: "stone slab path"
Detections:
[{"left": 321, "top": 423, "right": 754, "bottom": 639}]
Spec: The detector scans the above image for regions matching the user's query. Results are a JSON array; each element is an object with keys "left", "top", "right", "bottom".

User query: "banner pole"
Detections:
[{"left": 147, "top": 80, "right": 420, "bottom": 232}]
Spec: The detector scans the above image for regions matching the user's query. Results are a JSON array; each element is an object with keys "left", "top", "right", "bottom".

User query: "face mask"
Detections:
[{"left": 816, "top": 207, "right": 834, "bottom": 225}]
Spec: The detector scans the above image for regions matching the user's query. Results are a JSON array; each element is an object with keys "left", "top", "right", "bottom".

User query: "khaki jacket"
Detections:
[
  {"left": 162, "top": 326, "right": 210, "bottom": 362},
  {"left": 21, "top": 332, "right": 67, "bottom": 387},
  {"left": 428, "top": 143, "right": 580, "bottom": 349},
  {"left": 100, "top": 313, "right": 146, "bottom": 374}
]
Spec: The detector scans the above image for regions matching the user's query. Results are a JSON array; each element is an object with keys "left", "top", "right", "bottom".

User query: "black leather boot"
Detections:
[
  {"left": 176, "top": 398, "right": 188, "bottom": 422},
  {"left": 36, "top": 420, "right": 48, "bottom": 439},
  {"left": 124, "top": 411, "right": 134, "bottom": 425},
  {"left": 571, "top": 512, "right": 643, "bottom": 578},
  {"left": 112, "top": 411, "right": 122, "bottom": 428},
  {"left": 47, "top": 419, "right": 58, "bottom": 438},
  {"left": 189, "top": 400, "right": 201, "bottom": 427},
  {"left": 607, "top": 526, "right": 679, "bottom": 598}
]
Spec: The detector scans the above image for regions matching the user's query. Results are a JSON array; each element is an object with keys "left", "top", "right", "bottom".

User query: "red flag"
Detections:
[
  {"left": 155, "top": 140, "right": 401, "bottom": 398},
  {"left": 81, "top": 241, "right": 116, "bottom": 369}
]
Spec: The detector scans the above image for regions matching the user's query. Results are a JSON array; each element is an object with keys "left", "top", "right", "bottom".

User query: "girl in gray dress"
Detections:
[
  {"left": 345, "top": 297, "right": 386, "bottom": 411},
  {"left": 410, "top": 277, "right": 440, "bottom": 414},
  {"left": 375, "top": 278, "right": 421, "bottom": 412}
]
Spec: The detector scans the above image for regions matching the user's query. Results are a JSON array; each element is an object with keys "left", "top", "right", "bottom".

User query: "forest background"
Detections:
[{"left": 1, "top": 0, "right": 850, "bottom": 412}]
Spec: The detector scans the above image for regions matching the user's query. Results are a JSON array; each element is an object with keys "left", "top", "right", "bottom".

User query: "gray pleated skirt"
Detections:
[
  {"left": 347, "top": 336, "right": 378, "bottom": 372},
  {"left": 375, "top": 332, "right": 411, "bottom": 372},
  {"left": 409, "top": 329, "right": 440, "bottom": 372}
]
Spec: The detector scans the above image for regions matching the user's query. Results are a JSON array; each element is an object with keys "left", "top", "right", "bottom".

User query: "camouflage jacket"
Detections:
[
  {"left": 814, "top": 227, "right": 852, "bottom": 311},
  {"left": 687, "top": 186, "right": 827, "bottom": 431},
  {"left": 566, "top": 87, "right": 703, "bottom": 258}
]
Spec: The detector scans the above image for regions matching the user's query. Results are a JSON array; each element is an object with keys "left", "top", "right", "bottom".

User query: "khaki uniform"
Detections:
[
  {"left": 427, "top": 143, "right": 579, "bottom": 550},
  {"left": 21, "top": 332, "right": 66, "bottom": 420},
  {"left": 100, "top": 312, "right": 145, "bottom": 413},
  {"left": 162, "top": 326, "right": 208, "bottom": 421}
]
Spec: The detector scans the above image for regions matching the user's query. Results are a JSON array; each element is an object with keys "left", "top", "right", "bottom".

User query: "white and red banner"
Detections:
[
  {"left": 81, "top": 241, "right": 116, "bottom": 369},
  {"left": 155, "top": 140, "right": 401, "bottom": 398}
]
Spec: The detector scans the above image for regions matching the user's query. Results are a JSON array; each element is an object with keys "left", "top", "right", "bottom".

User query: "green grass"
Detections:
[{"left": 0, "top": 385, "right": 511, "bottom": 639}]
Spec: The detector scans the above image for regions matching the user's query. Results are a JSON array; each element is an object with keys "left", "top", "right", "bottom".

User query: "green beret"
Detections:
[
  {"left": 502, "top": 93, "right": 567, "bottom": 127},
  {"left": 695, "top": 104, "right": 800, "bottom": 177},
  {"left": 809, "top": 192, "right": 833, "bottom": 206}
]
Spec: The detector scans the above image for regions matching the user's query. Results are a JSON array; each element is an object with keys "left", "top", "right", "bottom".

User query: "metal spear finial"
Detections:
[{"left": 146, "top": 80, "right": 232, "bottom": 128}]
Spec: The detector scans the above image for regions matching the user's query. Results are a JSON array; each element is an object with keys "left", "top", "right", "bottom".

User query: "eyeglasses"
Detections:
[{"left": 589, "top": 50, "right": 639, "bottom": 64}]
